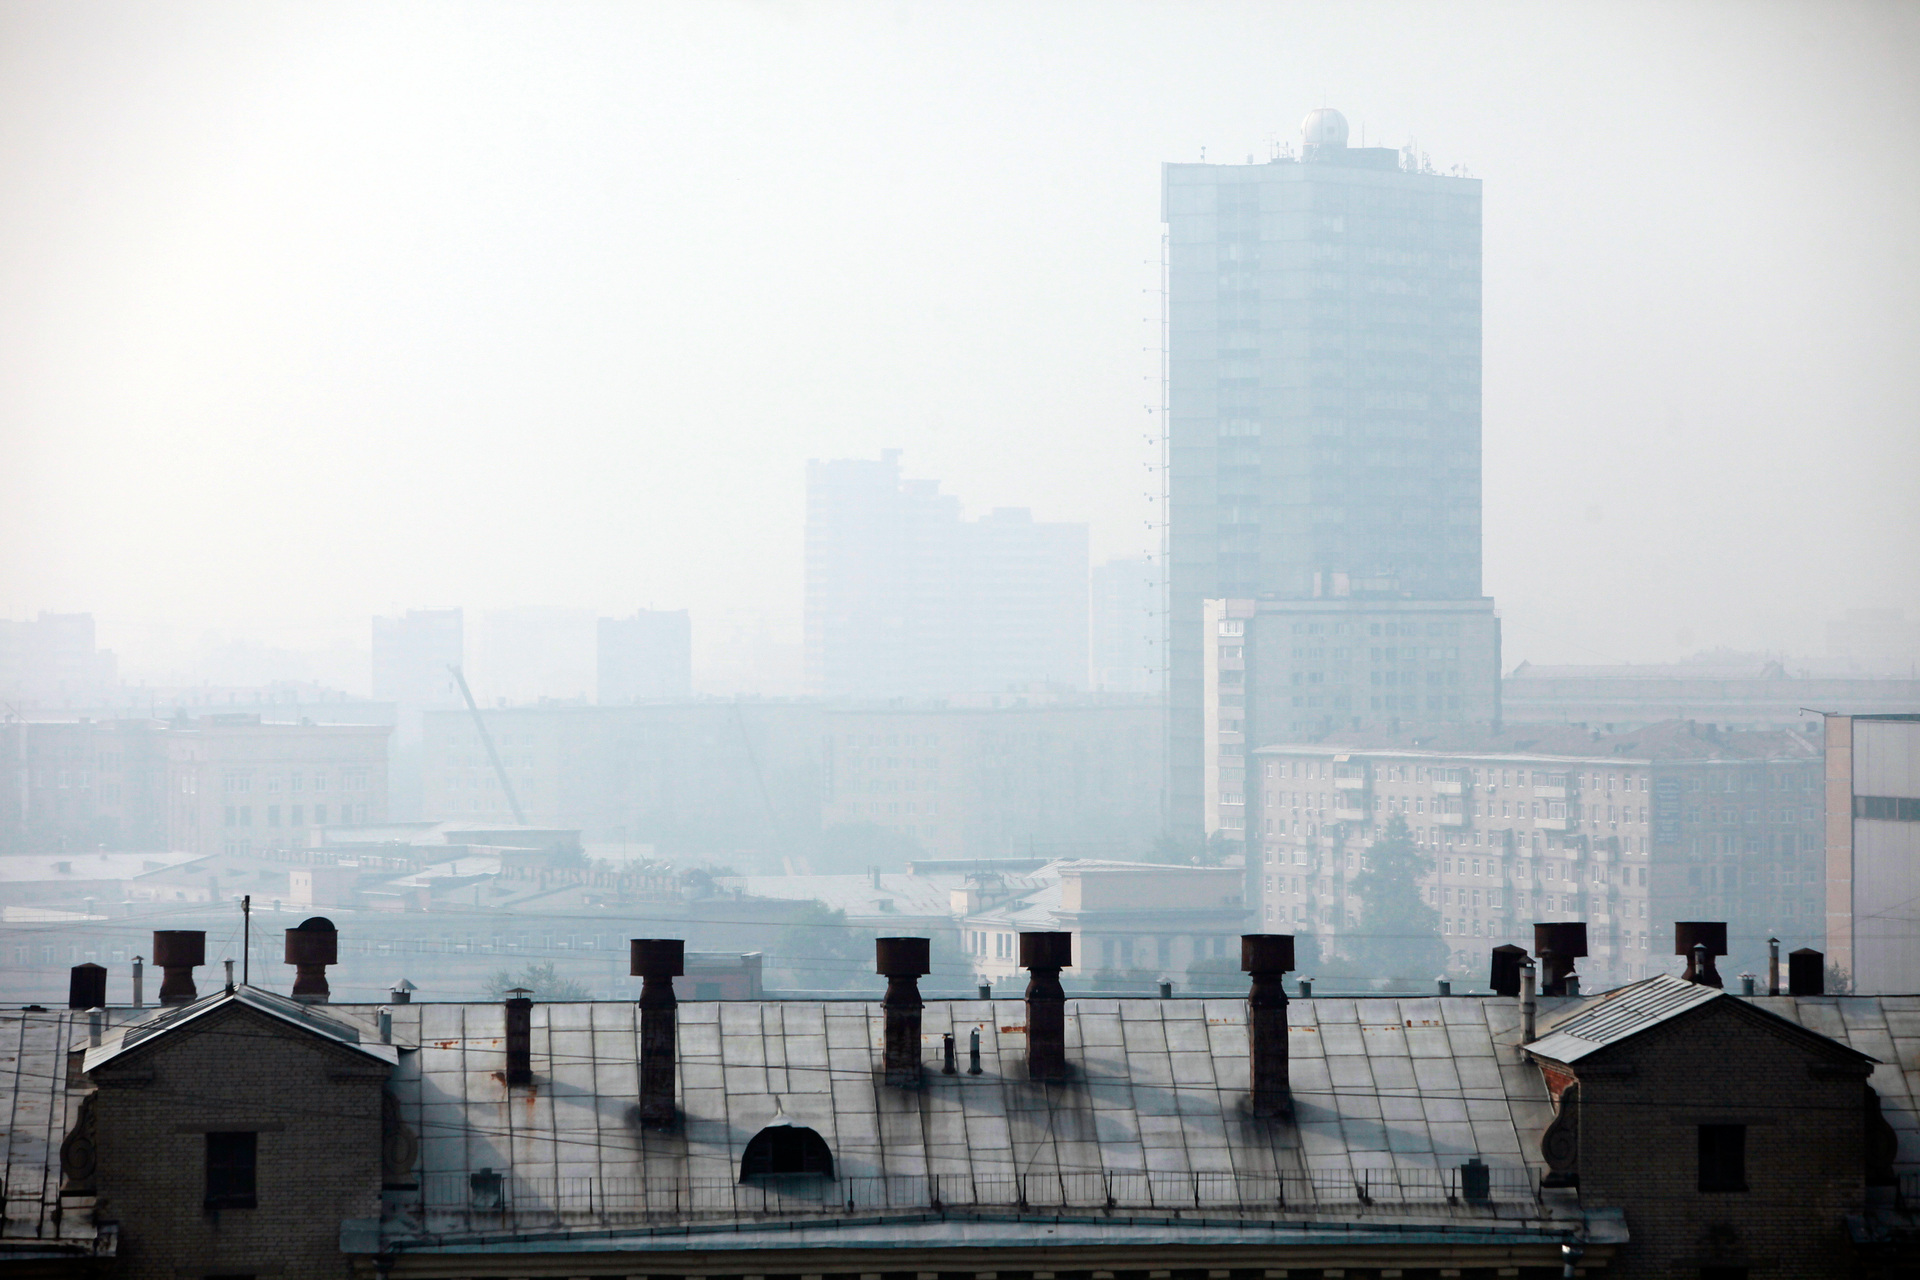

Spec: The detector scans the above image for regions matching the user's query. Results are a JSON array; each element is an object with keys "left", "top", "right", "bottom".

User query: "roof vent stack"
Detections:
[
  {"left": 1788, "top": 947, "right": 1825, "bottom": 996},
  {"left": 390, "top": 978, "right": 416, "bottom": 1004},
  {"left": 152, "top": 930, "right": 205, "bottom": 1005},
  {"left": 1768, "top": 936, "right": 1781, "bottom": 996},
  {"left": 504, "top": 987, "right": 533, "bottom": 1086},
  {"left": 68, "top": 963, "right": 107, "bottom": 1011},
  {"left": 1674, "top": 922, "right": 1728, "bottom": 987},
  {"left": 875, "top": 937, "right": 930, "bottom": 1087},
  {"left": 1532, "top": 923, "right": 1588, "bottom": 997},
  {"left": 1520, "top": 960, "right": 1537, "bottom": 1042},
  {"left": 631, "top": 939, "right": 684, "bottom": 1129},
  {"left": 284, "top": 917, "right": 338, "bottom": 1003},
  {"left": 1242, "top": 934, "right": 1294, "bottom": 1117},
  {"left": 1489, "top": 944, "right": 1527, "bottom": 997},
  {"left": 1019, "top": 932, "right": 1072, "bottom": 1082}
]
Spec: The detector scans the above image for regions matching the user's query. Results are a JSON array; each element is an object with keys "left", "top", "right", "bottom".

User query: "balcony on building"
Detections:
[
  {"left": 1332, "top": 804, "right": 1368, "bottom": 822},
  {"left": 1430, "top": 768, "right": 1467, "bottom": 796},
  {"left": 1534, "top": 773, "right": 1570, "bottom": 800},
  {"left": 1332, "top": 763, "right": 1369, "bottom": 792}
]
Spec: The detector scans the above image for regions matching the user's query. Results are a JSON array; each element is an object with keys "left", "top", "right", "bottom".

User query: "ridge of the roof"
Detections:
[
  {"left": 1525, "top": 973, "right": 1880, "bottom": 1066},
  {"left": 83, "top": 986, "right": 399, "bottom": 1073}
]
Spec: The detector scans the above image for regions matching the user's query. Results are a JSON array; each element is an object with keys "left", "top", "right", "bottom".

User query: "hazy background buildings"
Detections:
[{"left": 2, "top": 3, "right": 1918, "bottom": 996}]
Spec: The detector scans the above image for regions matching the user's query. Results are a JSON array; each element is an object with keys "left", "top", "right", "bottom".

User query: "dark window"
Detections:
[
  {"left": 205, "top": 1131, "right": 257, "bottom": 1208},
  {"left": 739, "top": 1124, "right": 834, "bottom": 1180},
  {"left": 1698, "top": 1124, "right": 1746, "bottom": 1192}
]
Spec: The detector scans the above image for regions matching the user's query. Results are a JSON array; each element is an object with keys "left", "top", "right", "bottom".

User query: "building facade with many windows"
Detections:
[
  {"left": 1241, "top": 721, "right": 1823, "bottom": 985},
  {"left": 1163, "top": 109, "right": 1485, "bottom": 838}
]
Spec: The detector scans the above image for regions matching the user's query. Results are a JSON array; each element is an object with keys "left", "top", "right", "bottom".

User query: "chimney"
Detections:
[
  {"left": 1768, "top": 936, "right": 1781, "bottom": 996},
  {"left": 1489, "top": 944, "right": 1527, "bottom": 997},
  {"left": 390, "top": 978, "right": 416, "bottom": 1004},
  {"left": 875, "top": 937, "right": 930, "bottom": 1087},
  {"left": 1241, "top": 934, "right": 1293, "bottom": 1118},
  {"left": 504, "top": 987, "right": 533, "bottom": 1086},
  {"left": 1018, "top": 932, "right": 1071, "bottom": 1081},
  {"left": 284, "top": 916, "right": 339, "bottom": 1003},
  {"left": 1532, "top": 922, "right": 1588, "bottom": 997},
  {"left": 68, "top": 963, "right": 107, "bottom": 1010},
  {"left": 1520, "top": 960, "right": 1537, "bottom": 1042},
  {"left": 131, "top": 955, "right": 144, "bottom": 1008},
  {"left": 1674, "top": 921, "right": 1727, "bottom": 987},
  {"left": 152, "top": 930, "right": 205, "bottom": 1004},
  {"left": 630, "top": 939, "right": 683, "bottom": 1129},
  {"left": 1788, "top": 947, "right": 1825, "bottom": 996}
]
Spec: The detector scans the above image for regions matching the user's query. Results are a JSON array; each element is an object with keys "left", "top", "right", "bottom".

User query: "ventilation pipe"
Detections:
[
  {"left": 1789, "top": 947, "right": 1825, "bottom": 996},
  {"left": 1489, "top": 944, "right": 1527, "bottom": 997},
  {"left": 1674, "top": 922, "right": 1727, "bottom": 987},
  {"left": 1532, "top": 922, "right": 1588, "bottom": 997},
  {"left": 504, "top": 987, "right": 533, "bottom": 1086},
  {"left": 131, "top": 955, "right": 144, "bottom": 1008},
  {"left": 1241, "top": 934, "right": 1294, "bottom": 1118},
  {"left": 68, "top": 963, "right": 106, "bottom": 1011},
  {"left": 390, "top": 978, "right": 416, "bottom": 1004},
  {"left": 875, "top": 937, "right": 929, "bottom": 1087},
  {"left": 284, "top": 917, "right": 339, "bottom": 1003},
  {"left": 152, "top": 931, "right": 205, "bottom": 1005},
  {"left": 631, "top": 939, "right": 684, "bottom": 1129},
  {"left": 1018, "top": 932, "right": 1071, "bottom": 1081},
  {"left": 1768, "top": 937, "right": 1781, "bottom": 996}
]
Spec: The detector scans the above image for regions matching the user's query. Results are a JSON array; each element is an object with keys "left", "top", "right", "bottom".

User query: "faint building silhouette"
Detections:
[{"left": 598, "top": 610, "right": 692, "bottom": 703}]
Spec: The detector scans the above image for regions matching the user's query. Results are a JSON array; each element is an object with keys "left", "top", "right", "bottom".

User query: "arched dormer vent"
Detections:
[{"left": 739, "top": 1122, "right": 834, "bottom": 1181}]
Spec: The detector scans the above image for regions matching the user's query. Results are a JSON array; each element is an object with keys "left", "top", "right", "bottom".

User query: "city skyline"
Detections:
[{"left": 2, "top": 4, "right": 1915, "bottom": 679}]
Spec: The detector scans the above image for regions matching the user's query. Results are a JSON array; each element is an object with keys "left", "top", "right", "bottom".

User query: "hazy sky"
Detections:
[{"left": 3, "top": 1, "right": 1916, "bottom": 678}]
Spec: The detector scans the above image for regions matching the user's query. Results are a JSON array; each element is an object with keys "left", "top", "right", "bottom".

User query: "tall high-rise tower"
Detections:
[{"left": 1164, "top": 109, "right": 1486, "bottom": 832}]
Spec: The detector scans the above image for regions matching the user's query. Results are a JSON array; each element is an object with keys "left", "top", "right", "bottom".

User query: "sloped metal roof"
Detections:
[
  {"left": 1523, "top": 974, "right": 1724, "bottom": 1063},
  {"left": 81, "top": 985, "right": 399, "bottom": 1073}
]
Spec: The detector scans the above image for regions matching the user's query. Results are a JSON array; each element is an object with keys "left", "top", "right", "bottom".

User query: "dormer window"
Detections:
[{"left": 740, "top": 1123, "right": 833, "bottom": 1181}]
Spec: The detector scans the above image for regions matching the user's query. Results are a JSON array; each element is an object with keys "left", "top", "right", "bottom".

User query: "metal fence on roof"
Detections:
[{"left": 411, "top": 1165, "right": 1541, "bottom": 1232}]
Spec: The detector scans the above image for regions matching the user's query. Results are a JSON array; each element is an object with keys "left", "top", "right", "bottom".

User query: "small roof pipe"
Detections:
[{"left": 1767, "top": 937, "right": 1781, "bottom": 996}]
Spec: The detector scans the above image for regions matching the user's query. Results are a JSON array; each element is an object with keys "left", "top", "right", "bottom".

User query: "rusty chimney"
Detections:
[
  {"left": 1019, "top": 931, "right": 1072, "bottom": 1082},
  {"left": 284, "top": 916, "right": 339, "bottom": 1003},
  {"left": 1488, "top": 944, "right": 1527, "bottom": 997},
  {"left": 68, "top": 963, "right": 107, "bottom": 1011},
  {"left": 1532, "top": 922, "right": 1587, "bottom": 997},
  {"left": 152, "top": 930, "right": 205, "bottom": 1004},
  {"left": 875, "top": 937, "right": 929, "bottom": 1087},
  {"left": 504, "top": 987, "right": 533, "bottom": 1086},
  {"left": 630, "top": 938, "right": 684, "bottom": 1128},
  {"left": 1241, "top": 934, "right": 1294, "bottom": 1118},
  {"left": 1674, "top": 922, "right": 1727, "bottom": 987},
  {"left": 1788, "top": 947, "right": 1825, "bottom": 996}
]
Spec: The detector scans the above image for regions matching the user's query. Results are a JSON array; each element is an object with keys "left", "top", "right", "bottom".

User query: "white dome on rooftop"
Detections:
[{"left": 1302, "top": 108, "right": 1349, "bottom": 149}]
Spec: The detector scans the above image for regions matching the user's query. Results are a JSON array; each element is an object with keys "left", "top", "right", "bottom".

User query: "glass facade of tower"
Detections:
[{"left": 1163, "top": 138, "right": 1484, "bottom": 832}]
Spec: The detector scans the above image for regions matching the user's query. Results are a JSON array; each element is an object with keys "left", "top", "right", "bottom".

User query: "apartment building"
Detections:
[
  {"left": 167, "top": 714, "right": 391, "bottom": 856},
  {"left": 1242, "top": 720, "right": 1823, "bottom": 984},
  {"left": 1826, "top": 712, "right": 1920, "bottom": 993},
  {"left": 1201, "top": 595, "right": 1501, "bottom": 863}
]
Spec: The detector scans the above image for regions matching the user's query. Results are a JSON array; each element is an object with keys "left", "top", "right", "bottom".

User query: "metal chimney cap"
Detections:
[
  {"left": 875, "top": 937, "right": 930, "bottom": 977},
  {"left": 1673, "top": 921, "right": 1728, "bottom": 957},
  {"left": 1018, "top": 931, "right": 1072, "bottom": 970},
  {"left": 1240, "top": 934, "right": 1295, "bottom": 975},
  {"left": 630, "top": 938, "right": 685, "bottom": 977},
  {"left": 391, "top": 978, "right": 417, "bottom": 993},
  {"left": 292, "top": 916, "right": 337, "bottom": 932}
]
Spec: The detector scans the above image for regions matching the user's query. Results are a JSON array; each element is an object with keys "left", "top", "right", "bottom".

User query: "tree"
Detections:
[
  {"left": 1341, "top": 815, "right": 1445, "bottom": 981},
  {"left": 484, "top": 961, "right": 592, "bottom": 1001},
  {"left": 770, "top": 901, "right": 873, "bottom": 991}
]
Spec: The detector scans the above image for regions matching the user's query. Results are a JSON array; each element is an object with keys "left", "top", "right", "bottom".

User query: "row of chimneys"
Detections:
[
  {"left": 1486, "top": 921, "right": 1826, "bottom": 999},
  {"left": 64, "top": 919, "right": 346, "bottom": 1010},
  {"left": 63, "top": 920, "right": 1831, "bottom": 1132}
]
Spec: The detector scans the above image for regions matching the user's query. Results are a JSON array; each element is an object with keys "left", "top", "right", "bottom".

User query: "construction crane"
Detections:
[{"left": 447, "top": 663, "right": 528, "bottom": 825}]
